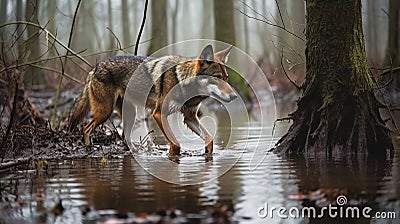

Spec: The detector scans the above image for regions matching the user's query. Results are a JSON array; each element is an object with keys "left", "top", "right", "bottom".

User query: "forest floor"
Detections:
[{"left": 0, "top": 87, "right": 131, "bottom": 169}]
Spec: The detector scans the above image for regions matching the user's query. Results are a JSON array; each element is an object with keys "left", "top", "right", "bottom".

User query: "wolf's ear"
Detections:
[
  {"left": 214, "top": 45, "right": 233, "bottom": 64},
  {"left": 198, "top": 45, "right": 214, "bottom": 61}
]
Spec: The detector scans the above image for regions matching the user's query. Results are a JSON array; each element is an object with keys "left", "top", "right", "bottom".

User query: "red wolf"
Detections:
[{"left": 69, "top": 45, "right": 236, "bottom": 155}]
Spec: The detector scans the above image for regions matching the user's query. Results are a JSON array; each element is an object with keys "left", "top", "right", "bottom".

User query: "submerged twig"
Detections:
[
  {"left": 108, "top": 118, "right": 129, "bottom": 150},
  {"left": 0, "top": 157, "right": 31, "bottom": 170}
]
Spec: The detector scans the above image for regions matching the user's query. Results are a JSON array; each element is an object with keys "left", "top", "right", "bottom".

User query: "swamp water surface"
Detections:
[{"left": 0, "top": 104, "right": 399, "bottom": 224}]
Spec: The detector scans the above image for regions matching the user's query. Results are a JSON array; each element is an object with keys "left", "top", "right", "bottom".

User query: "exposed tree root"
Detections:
[
  {"left": 273, "top": 90, "right": 393, "bottom": 156},
  {"left": 272, "top": 0, "right": 393, "bottom": 157}
]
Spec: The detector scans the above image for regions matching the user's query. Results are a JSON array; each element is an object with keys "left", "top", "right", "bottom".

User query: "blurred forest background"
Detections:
[{"left": 0, "top": 0, "right": 399, "bottom": 123}]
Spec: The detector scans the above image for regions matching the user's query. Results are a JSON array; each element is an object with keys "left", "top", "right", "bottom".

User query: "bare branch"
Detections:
[
  {"left": 0, "top": 39, "right": 152, "bottom": 75},
  {"left": 53, "top": 0, "right": 82, "bottom": 124},
  {"left": 280, "top": 48, "right": 301, "bottom": 90},
  {"left": 135, "top": 0, "right": 149, "bottom": 55},
  {"left": 371, "top": 67, "right": 400, "bottom": 136},
  {"left": 274, "top": 0, "right": 285, "bottom": 29},
  {"left": 106, "top": 27, "right": 122, "bottom": 52},
  {"left": 237, "top": 3, "right": 305, "bottom": 42},
  {"left": 29, "top": 64, "right": 81, "bottom": 83},
  {"left": 0, "top": 21, "right": 91, "bottom": 66}
]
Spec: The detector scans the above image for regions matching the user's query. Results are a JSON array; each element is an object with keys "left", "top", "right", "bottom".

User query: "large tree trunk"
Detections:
[
  {"left": 147, "top": 0, "right": 168, "bottom": 55},
  {"left": 273, "top": 0, "right": 392, "bottom": 156}
]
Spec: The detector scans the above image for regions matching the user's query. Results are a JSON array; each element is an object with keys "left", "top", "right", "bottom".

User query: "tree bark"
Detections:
[
  {"left": 147, "top": 0, "right": 168, "bottom": 55},
  {"left": 273, "top": 0, "right": 393, "bottom": 156}
]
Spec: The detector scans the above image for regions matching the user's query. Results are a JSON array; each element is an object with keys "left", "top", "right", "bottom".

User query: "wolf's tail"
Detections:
[{"left": 69, "top": 84, "right": 90, "bottom": 132}]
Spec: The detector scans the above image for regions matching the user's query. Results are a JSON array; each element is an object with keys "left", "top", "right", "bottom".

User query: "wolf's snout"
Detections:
[
  {"left": 229, "top": 93, "right": 237, "bottom": 101},
  {"left": 207, "top": 83, "right": 238, "bottom": 103}
]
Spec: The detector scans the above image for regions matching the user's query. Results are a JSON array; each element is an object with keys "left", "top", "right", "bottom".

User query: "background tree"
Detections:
[
  {"left": 274, "top": 0, "right": 305, "bottom": 67},
  {"left": 213, "top": 0, "right": 251, "bottom": 103},
  {"left": 16, "top": 0, "right": 24, "bottom": 58},
  {"left": 107, "top": 0, "right": 116, "bottom": 56},
  {"left": 213, "top": 0, "right": 236, "bottom": 46},
  {"left": 170, "top": 0, "right": 179, "bottom": 44},
  {"left": 25, "top": 0, "right": 44, "bottom": 86},
  {"left": 365, "top": 0, "right": 378, "bottom": 63},
  {"left": 273, "top": 0, "right": 392, "bottom": 155},
  {"left": 46, "top": 0, "right": 57, "bottom": 57},
  {"left": 147, "top": 0, "right": 168, "bottom": 55},
  {"left": 121, "top": 0, "right": 131, "bottom": 49},
  {"left": 386, "top": 0, "right": 400, "bottom": 66},
  {"left": 75, "top": 0, "right": 97, "bottom": 53},
  {"left": 0, "top": 1, "right": 7, "bottom": 25}
]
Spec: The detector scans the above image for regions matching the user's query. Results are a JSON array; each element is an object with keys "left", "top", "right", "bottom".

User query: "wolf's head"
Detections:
[{"left": 192, "top": 45, "right": 237, "bottom": 103}]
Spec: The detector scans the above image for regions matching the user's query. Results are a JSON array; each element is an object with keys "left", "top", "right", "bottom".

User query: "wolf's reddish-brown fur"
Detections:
[{"left": 69, "top": 45, "right": 235, "bottom": 155}]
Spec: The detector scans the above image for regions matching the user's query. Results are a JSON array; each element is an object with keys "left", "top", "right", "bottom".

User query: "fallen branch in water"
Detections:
[{"left": 0, "top": 157, "right": 31, "bottom": 170}]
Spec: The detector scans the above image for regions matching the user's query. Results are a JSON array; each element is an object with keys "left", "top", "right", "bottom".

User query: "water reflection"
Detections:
[
  {"left": 293, "top": 155, "right": 393, "bottom": 223},
  {"left": 0, "top": 104, "right": 398, "bottom": 224}
]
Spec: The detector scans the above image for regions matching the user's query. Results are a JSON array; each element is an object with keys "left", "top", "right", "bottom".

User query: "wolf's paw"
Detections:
[
  {"left": 169, "top": 144, "right": 181, "bottom": 155},
  {"left": 204, "top": 141, "right": 213, "bottom": 155}
]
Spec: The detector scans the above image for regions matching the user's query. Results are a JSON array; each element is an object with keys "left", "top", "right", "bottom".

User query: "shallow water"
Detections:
[{"left": 0, "top": 105, "right": 399, "bottom": 223}]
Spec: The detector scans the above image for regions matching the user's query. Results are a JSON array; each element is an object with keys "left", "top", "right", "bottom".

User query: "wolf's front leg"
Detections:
[{"left": 183, "top": 112, "right": 213, "bottom": 155}]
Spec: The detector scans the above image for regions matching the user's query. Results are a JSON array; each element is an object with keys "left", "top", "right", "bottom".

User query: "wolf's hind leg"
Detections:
[
  {"left": 121, "top": 105, "right": 137, "bottom": 144},
  {"left": 83, "top": 94, "right": 114, "bottom": 146},
  {"left": 152, "top": 101, "right": 180, "bottom": 155},
  {"left": 115, "top": 96, "right": 128, "bottom": 140}
]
